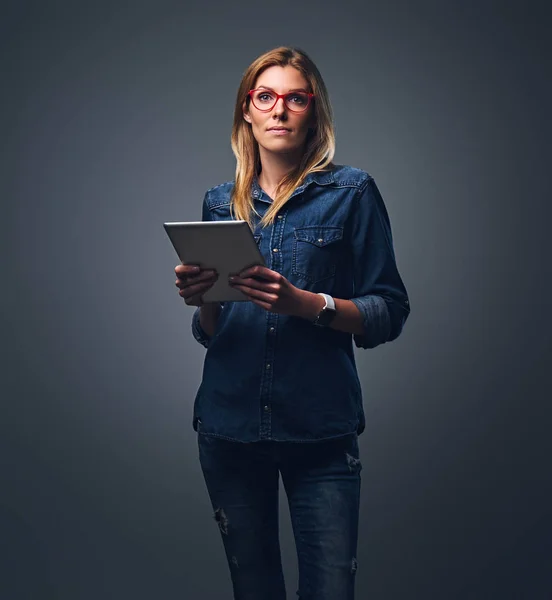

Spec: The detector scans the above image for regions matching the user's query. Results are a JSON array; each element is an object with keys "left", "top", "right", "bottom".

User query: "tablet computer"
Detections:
[{"left": 163, "top": 220, "right": 265, "bottom": 302}]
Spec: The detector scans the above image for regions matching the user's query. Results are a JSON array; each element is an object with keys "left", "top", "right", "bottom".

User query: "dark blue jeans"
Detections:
[{"left": 197, "top": 432, "right": 362, "bottom": 600}]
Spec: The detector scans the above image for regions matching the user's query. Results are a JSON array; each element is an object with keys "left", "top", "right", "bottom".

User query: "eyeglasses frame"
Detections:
[{"left": 248, "top": 89, "right": 315, "bottom": 113}]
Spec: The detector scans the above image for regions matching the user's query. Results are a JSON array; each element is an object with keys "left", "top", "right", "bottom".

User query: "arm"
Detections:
[
  {"left": 199, "top": 302, "right": 222, "bottom": 337},
  {"left": 290, "top": 177, "right": 409, "bottom": 345},
  {"left": 228, "top": 177, "right": 410, "bottom": 346},
  {"left": 345, "top": 176, "right": 410, "bottom": 348},
  {"left": 191, "top": 303, "right": 222, "bottom": 348}
]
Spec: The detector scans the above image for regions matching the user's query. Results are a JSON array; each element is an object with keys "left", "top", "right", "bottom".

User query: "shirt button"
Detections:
[
  {"left": 318, "top": 238, "right": 323, "bottom": 243},
  {"left": 277, "top": 215, "right": 283, "bottom": 219},
  {"left": 269, "top": 327, "right": 275, "bottom": 333},
  {"left": 266, "top": 364, "right": 271, "bottom": 369},
  {"left": 264, "top": 405, "right": 270, "bottom": 411},
  {"left": 272, "top": 248, "right": 279, "bottom": 253}
]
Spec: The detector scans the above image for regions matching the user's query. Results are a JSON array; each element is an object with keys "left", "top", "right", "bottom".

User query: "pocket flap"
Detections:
[{"left": 294, "top": 227, "right": 343, "bottom": 247}]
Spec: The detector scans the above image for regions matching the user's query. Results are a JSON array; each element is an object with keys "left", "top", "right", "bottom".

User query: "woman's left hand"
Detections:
[{"left": 229, "top": 266, "right": 307, "bottom": 316}]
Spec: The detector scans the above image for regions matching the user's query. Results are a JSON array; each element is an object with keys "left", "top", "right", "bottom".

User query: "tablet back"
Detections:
[{"left": 164, "top": 220, "right": 265, "bottom": 302}]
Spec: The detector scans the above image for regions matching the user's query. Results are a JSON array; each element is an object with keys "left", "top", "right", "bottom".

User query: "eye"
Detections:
[
  {"left": 257, "top": 92, "right": 274, "bottom": 103},
  {"left": 288, "top": 93, "right": 307, "bottom": 106}
]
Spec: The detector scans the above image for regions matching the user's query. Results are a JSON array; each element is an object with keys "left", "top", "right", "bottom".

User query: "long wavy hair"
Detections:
[{"left": 230, "top": 47, "right": 335, "bottom": 228}]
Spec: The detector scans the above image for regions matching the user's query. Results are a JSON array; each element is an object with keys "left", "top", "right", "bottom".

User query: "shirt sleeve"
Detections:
[
  {"left": 349, "top": 176, "right": 410, "bottom": 349},
  {"left": 191, "top": 306, "right": 211, "bottom": 348}
]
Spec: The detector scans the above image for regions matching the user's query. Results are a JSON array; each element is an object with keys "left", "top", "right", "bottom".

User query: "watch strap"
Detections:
[{"left": 313, "top": 293, "right": 337, "bottom": 326}]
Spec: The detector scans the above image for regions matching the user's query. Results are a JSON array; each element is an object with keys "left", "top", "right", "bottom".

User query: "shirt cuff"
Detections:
[
  {"left": 191, "top": 307, "right": 211, "bottom": 348},
  {"left": 349, "top": 295, "right": 391, "bottom": 349}
]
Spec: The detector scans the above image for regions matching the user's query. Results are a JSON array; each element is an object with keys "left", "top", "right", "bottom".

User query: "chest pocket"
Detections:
[{"left": 292, "top": 226, "right": 343, "bottom": 283}]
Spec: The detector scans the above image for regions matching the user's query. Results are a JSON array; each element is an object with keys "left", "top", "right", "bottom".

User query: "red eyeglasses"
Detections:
[{"left": 248, "top": 89, "right": 314, "bottom": 113}]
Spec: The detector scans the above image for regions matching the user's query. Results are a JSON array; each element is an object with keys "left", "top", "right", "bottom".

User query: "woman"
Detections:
[{"left": 174, "top": 46, "right": 410, "bottom": 600}]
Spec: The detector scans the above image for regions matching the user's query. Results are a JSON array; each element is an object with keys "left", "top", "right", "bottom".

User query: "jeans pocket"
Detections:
[{"left": 292, "top": 226, "right": 343, "bottom": 283}]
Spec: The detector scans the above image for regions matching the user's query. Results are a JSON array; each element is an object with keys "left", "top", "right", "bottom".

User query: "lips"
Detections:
[{"left": 268, "top": 127, "right": 291, "bottom": 131}]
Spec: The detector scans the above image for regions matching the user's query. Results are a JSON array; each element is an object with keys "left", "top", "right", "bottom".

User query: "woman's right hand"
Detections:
[{"left": 175, "top": 264, "right": 219, "bottom": 307}]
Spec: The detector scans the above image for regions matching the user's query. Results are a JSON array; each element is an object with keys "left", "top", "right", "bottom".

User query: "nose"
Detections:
[{"left": 272, "top": 96, "right": 287, "bottom": 116}]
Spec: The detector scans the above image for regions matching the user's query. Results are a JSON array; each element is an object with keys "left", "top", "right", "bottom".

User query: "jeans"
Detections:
[{"left": 197, "top": 432, "right": 362, "bottom": 600}]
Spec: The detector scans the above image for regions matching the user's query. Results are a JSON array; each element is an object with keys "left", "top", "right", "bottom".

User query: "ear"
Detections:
[{"left": 242, "top": 101, "right": 252, "bottom": 124}]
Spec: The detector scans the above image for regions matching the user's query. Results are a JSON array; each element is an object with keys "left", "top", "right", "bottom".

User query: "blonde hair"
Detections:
[{"left": 230, "top": 46, "right": 335, "bottom": 228}]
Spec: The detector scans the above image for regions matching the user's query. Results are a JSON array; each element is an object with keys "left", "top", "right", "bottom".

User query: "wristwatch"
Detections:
[{"left": 313, "top": 293, "right": 337, "bottom": 327}]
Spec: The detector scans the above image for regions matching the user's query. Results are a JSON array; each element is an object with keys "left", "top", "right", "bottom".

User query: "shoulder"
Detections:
[
  {"left": 314, "top": 164, "right": 374, "bottom": 189},
  {"left": 203, "top": 180, "right": 235, "bottom": 209}
]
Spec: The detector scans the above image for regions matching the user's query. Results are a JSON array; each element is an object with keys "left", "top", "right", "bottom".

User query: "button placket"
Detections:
[{"left": 258, "top": 211, "right": 286, "bottom": 440}]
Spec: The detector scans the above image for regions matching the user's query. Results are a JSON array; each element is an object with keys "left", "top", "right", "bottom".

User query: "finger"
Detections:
[
  {"left": 179, "top": 280, "right": 217, "bottom": 299},
  {"left": 175, "top": 264, "right": 201, "bottom": 276},
  {"left": 230, "top": 284, "right": 278, "bottom": 304},
  {"left": 184, "top": 293, "right": 204, "bottom": 306},
  {"left": 239, "top": 265, "right": 278, "bottom": 281},
  {"left": 176, "top": 271, "right": 218, "bottom": 288},
  {"left": 230, "top": 285, "right": 271, "bottom": 310},
  {"left": 177, "top": 269, "right": 217, "bottom": 282},
  {"left": 230, "top": 276, "right": 280, "bottom": 292},
  {"left": 177, "top": 271, "right": 218, "bottom": 285}
]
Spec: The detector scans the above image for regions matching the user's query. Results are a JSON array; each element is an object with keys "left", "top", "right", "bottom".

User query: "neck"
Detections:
[{"left": 257, "top": 146, "right": 303, "bottom": 197}]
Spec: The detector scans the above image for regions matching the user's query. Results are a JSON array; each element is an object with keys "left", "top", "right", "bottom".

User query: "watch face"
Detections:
[{"left": 316, "top": 307, "right": 337, "bottom": 327}]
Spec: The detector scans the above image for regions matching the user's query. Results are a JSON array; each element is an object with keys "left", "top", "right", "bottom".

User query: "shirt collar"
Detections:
[{"left": 251, "top": 166, "right": 335, "bottom": 201}]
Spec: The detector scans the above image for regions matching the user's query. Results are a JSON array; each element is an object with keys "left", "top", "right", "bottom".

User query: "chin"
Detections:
[{"left": 262, "top": 138, "right": 304, "bottom": 153}]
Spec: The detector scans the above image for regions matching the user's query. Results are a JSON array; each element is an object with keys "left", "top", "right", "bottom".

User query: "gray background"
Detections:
[{"left": 2, "top": 0, "right": 551, "bottom": 598}]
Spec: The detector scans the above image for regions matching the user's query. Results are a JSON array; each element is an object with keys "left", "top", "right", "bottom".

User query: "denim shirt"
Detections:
[{"left": 191, "top": 164, "right": 410, "bottom": 443}]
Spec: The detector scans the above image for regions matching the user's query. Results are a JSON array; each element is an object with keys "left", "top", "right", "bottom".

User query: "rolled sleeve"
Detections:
[
  {"left": 191, "top": 307, "right": 211, "bottom": 348},
  {"left": 350, "top": 295, "right": 391, "bottom": 349},
  {"left": 350, "top": 177, "right": 410, "bottom": 349}
]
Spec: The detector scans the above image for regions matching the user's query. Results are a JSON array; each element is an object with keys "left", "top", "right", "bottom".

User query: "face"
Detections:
[{"left": 243, "top": 65, "right": 314, "bottom": 158}]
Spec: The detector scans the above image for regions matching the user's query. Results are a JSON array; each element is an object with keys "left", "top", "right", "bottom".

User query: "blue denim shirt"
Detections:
[{"left": 191, "top": 164, "right": 410, "bottom": 442}]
